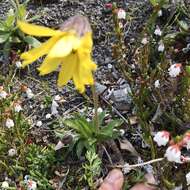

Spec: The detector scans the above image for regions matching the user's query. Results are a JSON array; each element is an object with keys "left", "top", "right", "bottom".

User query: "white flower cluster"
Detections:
[{"left": 154, "top": 131, "right": 190, "bottom": 163}]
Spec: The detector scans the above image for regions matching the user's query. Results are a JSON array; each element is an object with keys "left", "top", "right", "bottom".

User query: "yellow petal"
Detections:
[
  {"left": 73, "top": 62, "right": 85, "bottom": 93},
  {"left": 17, "top": 20, "right": 62, "bottom": 36},
  {"left": 38, "top": 57, "right": 62, "bottom": 75},
  {"left": 78, "top": 54, "right": 96, "bottom": 85},
  {"left": 80, "top": 32, "right": 93, "bottom": 52},
  {"left": 21, "top": 35, "right": 61, "bottom": 67},
  {"left": 48, "top": 35, "right": 76, "bottom": 58},
  {"left": 77, "top": 51, "right": 97, "bottom": 71},
  {"left": 80, "top": 68, "right": 94, "bottom": 85},
  {"left": 57, "top": 54, "right": 77, "bottom": 86}
]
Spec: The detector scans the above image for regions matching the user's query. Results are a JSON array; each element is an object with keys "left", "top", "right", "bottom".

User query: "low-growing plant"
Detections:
[
  {"left": 82, "top": 149, "right": 101, "bottom": 189},
  {"left": 0, "top": 0, "right": 40, "bottom": 61},
  {"left": 64, "top": 112, "right": 123, "bottom": 157}
]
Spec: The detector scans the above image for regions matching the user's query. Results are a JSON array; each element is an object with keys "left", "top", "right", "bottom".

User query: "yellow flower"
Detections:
[{"left": 17, "top": 16, "right": 97, "bottom": 93}]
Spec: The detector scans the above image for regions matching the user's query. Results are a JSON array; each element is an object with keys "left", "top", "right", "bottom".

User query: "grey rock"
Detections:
[
  {"left": 95, "top": 82, "right": 107, "bottom": 95},
  {"left": 110, "top": 84, "right": 132, "bottom": 110}
]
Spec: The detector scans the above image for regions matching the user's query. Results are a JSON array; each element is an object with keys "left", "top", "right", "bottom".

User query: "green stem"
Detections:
[{"left": 91, "top": 84, "right": 99, "bottom": 132}]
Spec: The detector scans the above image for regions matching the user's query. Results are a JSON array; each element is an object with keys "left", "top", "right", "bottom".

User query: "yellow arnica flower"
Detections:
[{"left": 18, "top": 15, "right": 97, "bottom": 93}]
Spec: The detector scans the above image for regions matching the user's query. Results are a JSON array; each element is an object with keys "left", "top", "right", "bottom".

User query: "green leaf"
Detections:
[
  {"left": 98, "top": 119, "right": 123, "bottom": 139},
  {"left": 76, "top": 140, "right": 85, "bottom": 158},
  {"left": 186, "top": 66, "right": 190, "bottom": 75},
  {"left": 64, "top": 119, "right": 90, "bottom": 139},
  {"left": 3, "top": 40, "right": 12, "bottom": 60},
  {"left": 0, "top": 34, "right": 10, "bottom": 43},
  {"left": 17, "top": 4, "right": 27, "bottom": 19},
  {"left": 11, "top": 36, "right": 21, "bottom": 43},
  {"left": 106, "top": 119, "right": 123, "bottom": 128},
  {"left": 178, "top": 20, "right": 189, "bottom": 32},
  {"left": 24, "top": 36, "right": 41, "bottom": 48},
  {"left": 0, "top": 21, "right": 6, "bottom": 32},
  {"left": 77, "top": 116, "right": 95, "bottom": 135},
  {"left": 149, "top": 0, "right": 158, "bottom": 6},
  {"left": 98, "top": 112, "right": 106, "bottom": 126},
  {"left": 5, "top": 9, "right": 15, "bottom": 28}
]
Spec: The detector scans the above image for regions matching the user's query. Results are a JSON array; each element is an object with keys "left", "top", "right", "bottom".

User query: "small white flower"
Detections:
[
  {"left": 26, "top": 88, "right": 34, "bottom": 99},
  {"left": 27, "top": 179, "right": 37, "bottom": 190},
  {"left": 0, "top": 91, "right": 7, "bottom": 99},
  {"left": 8, "top": 148, "right": 17, "bottom": 157},
  {"left": 186, "top": 172, "right": 190, "bottom": 185},
  {"left": 86, "top": 118, "right": 91, "bottom": 122},
  {"left": 45, "top": 113, "right": 52, "bottom": 119},
  {"left": 118, "top": 22, "right": 123, "bottom": 28},
  {"left": 15, "top": 61, "right": 22, "bottom": 68},
  {"left": 123, "top": 163, "right": 131, "bottom": 174},
  {"left": 36, "top": 121, "right": 42, "bottom": 127},
  {"left": 1, "top": 181, "right": 9, "bottom": 189},
  {"left": 154, "top": 131, "right": 170, "bottom": 146},
  {"left": 141, "top": 37, "right": 148, "bottom": 45},
  {"left": 97, "top": 107, "right": 103, "bottom": 113},
  {"left": 93, "top": 107, "right": 103, "bottom": 114},
  {"left": 119, "top": 129, "right": 125, "bottom": 136},
  {"left": 54, "top": 95, "right": 61, "bottom": 101},
  {"left": 117, "top": 9, "right": 126, "bottom": 19},
  {"left": 51, "top": 100, "right": 59, "bottom": 115},
  {"left": 154, "top": 80, "right": 160, "bottom": 88},
  {"left": 107, "top": 64, "right": 113, "bottom": 69},
  {"left": 154, "top": 26, "right": 162, "bottom": 36},
  {"left": 158, "top": 10, "right": 162, "bottom": 17},
  {"left": 165, "top": 145, "right": 181, "bottom": 163},
  {"left": 158, "top": 41, "right": 165, "bottom": 52},
  {"left": 14, "top": 103, "right": 22, "bottom": 112},
  {"left": 40, "top": 104, "right": 44, "bottom": 109},
  {"left": 5, "top": 118, "right": 14, "bottom": 128},
  {"left": 168, "top": 64, "right": 182, "bottom": 77}
]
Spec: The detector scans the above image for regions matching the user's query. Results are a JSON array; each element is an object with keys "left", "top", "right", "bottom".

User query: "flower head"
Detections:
[
  {"left": 36, "top": 121, "right": 42, "bottom": 127},
  {"left": 165, "top": 145, "right": 181, "bottom": 163},
  {"left": 141, "top": 37, "right": 148, "bottom": 45},
  {"left": 18, "top": 15, "right": 97, "bottom": 93},
  {"left": 117, "top": 9, "right": 126, "bottom": 19},
  {"left": 105, "top": 3, "right": 113, "bottom": 9},
  {"left": 14, "top": 103, "right": 22, "bottom": 112},
  {"left": 158, "top": 41, "right": 165, "bottom": 52},
  {"left": 154, "top": 80, "right": 160, "bottom": 88},
  {"left": 26, "top": 88, "right": 34, "bottom": 99},
  {"left": 15, "top": 61, "right": 22, "bottom": 68},
  {"left": 1, "top": 181, "right": 9, "bottom": 189},
  {"left": 8, "top": 148, "right": 17, "bottom": 157},
  {"left": 0, "top": 87, "right": 7, "bottom": 99},
  {"left": 154, "top": 26, "right": 162, "bottom": 36},
  {"left": 168, "top": 63, "right": 182, "bottom": 77},
  {"left": 5, "top": 118, "right": 14, "bottom": 128},
  {"left": 27, "top": 179, "right": 37, "bottom": 190},
  {"left": 153, "top": 131, "right": 170, "bottom": 146},
  {"left": 51, "top": 100, "right": 59, "bottom": 115},
  {"left": 158, "top": 10, "right": 162, "bottom": 17}
]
